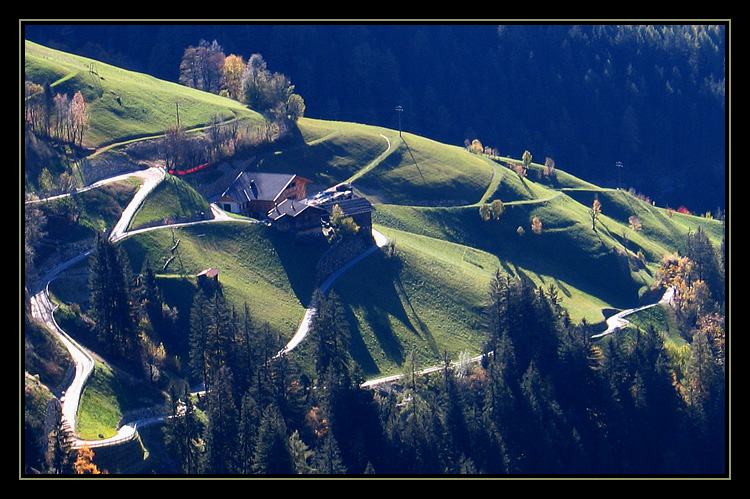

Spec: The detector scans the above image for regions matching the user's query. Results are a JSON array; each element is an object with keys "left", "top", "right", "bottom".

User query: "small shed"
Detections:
[{"left": 196, "top": 268, "right": 220, "bottom": 287}]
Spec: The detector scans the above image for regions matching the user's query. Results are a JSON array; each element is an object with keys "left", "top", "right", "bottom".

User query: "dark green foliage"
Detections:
[
  {"left": 203, "top": 366, "right": 240, "bottom": 474},
  {"left": 309, "top": 290, "right": 354, "bottom": 387},
  {"left": 163, "top": 382, "right": 202, "bottom": 474},
  {"left": 88, "top": 235, "right": 138, "bottom": 359},
  {"left": 685, "top": 226, "right": 724, "bottom": 305},
  {"left": 252, "top": 403, "right": 293, "bottom": 474}
]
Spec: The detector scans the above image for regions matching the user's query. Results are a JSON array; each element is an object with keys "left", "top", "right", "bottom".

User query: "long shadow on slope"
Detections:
[
  {"left": 265, "top": 229, "right": 329, "bottom": 309},
  {"left": 409, "top": 204, "right": 644, "bottom": 311},
  {"left": 330, "top": 250, "right": 428, "bottom": 376}
]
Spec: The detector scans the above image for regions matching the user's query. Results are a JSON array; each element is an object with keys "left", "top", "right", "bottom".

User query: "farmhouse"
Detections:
[
  {"left": 267, "top": 185, "right": 375, "bottom": 240},
  {"left": 216, "top": 172, "right": 311, "bottom": 219}
]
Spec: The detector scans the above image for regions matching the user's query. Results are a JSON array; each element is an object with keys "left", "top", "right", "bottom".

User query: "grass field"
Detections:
[{"left": 25, "top": 40, "right": 265, "bottom": 149}]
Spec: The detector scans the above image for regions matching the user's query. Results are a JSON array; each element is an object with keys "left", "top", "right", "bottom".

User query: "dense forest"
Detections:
[{"left": 23, "top": 23, "right": 726, "bottom": 214}]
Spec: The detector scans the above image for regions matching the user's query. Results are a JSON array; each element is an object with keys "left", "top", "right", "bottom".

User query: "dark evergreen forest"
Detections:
[{"left": 23, "top": 23, "right": 726, "bottom": 215}]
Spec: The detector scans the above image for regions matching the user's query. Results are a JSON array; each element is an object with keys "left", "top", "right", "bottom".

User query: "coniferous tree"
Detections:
[
  {"left": 88, "top": 235, "right": 138, "bottom": 359},
  {"left": 253, "top": 403, "right": 293, "bottom": 474},
  {"left": 288, "top": 430, "right": 315, "bottom": 474},
  {"left": 313, "top": 431, "right": 347, "bottom": 474},
  {"left": 163, "top": 383, "right": 202, "bottom": 475},
  {"left": 43, "top": 398, "right": 75, "bottom": 474},
  {"left": 685, "top": 226, "right": 724, "bottom": 304},
  {"left": 203, "top": 366, "right": 239, "bottom": 474},
  {"left": 237, "top": 390, "right": 261, "bottom": 474},
  {"left": 230, "top": 303, "right": 256, "bottom": 397},
  {"left": 189, "top": 289, "right": 212, "bottom": 392},
  {"left": 309, "top": 290, "right": 353, "bottom": 387}
]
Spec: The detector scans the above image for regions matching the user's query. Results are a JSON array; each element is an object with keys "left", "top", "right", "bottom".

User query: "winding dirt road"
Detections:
[
  {"left": 27, "top": 165, "right": 391, "bottom": 448},
  {"left": 27, "top": 135, "right": 673, "bottom": 447},
  {"left": 28, "top": 167, "right": 166, "bottom": 447}
]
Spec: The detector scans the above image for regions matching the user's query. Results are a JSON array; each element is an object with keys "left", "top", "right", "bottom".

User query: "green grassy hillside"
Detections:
[
  {"left": 26, "top": 41, "right": 724, "bottom": 383},
  {"left": 120, "top": 222, "right": 326, "bottom": 340},
  {"left": 24, "top": 40, "right": 265, "bottom": 149}
]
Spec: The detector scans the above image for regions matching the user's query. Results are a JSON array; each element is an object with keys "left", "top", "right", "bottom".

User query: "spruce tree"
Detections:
[
  {"left": 88, "top": 235, "right": 138, "bottom": 359},
  {"left": 189, "top": 289, "right": 212, "bottom": 392},
  {"left": 43, "top": 398, "right": 75, "bottom": 474},
  {"left": 313, "top": 431, "right": 347, "bottom": 474},
  {"left": 310, "top": 290, "right": 353, "bottom": 387},
  {"left": 164, "top": 383, "right": 201, "bottom": 474},
  {"left": 252, "top": 403, "right": 293, "bottom": 474},
  {"left": 203, "top": 366, "right": 239, "bottom": 474},
  {"left": 237, "top": 391, "right": 260, "bottom": 474}
]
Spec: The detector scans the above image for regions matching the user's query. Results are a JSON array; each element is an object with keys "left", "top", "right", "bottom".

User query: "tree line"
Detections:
[
  {"left": 178, "top": 39, "right": 305, "bottom": 124},
  {"left": 25, "top": 81, "right": 89, "bottom": 147}
]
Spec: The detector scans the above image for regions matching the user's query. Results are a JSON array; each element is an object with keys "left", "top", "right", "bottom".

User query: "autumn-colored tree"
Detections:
[
  {"left": 74, "top": 444, "right": 104, "bottom": 474},
  {"left": 489, "top": 199, "right": 505, "bottom": 220},
  {"left": 179, "top": 40, "right": 225, "bottom": 94},
  {"left": 69, "top": 91, "right": 88, "bottom": 146},
  {"left": 511, "top": 162, "right": 527, "bottom": 178},
  {"left": 139, "top": 321, "right": 167, "bottom": 384},
  {"left": 24, "top": 81, "right": 47, "bottom": 135},
  {"left": 221, "top": 54, "right": 246, "bottom": 100},
  {"left": 479, "top": 199, "right": 505, "bottom": 222},
  {"left": 696, "top": 313, "right": 725, "bottom": 366},
  {"left": 479, "top": 203, "right": 491, "bottom": 221},
  {"left": 654, "top": 252, "right": 717, "bottom": 333},
  {"left": 323, "top": 204, "right": 360, "bottom": 243},
  {"left": 522, "top": 150, "right": 533, "bottom": 171},
  {"left": 531, "top": 217, "right": 543, "bottom": 235},
  {"left": 468, "top": 139, "right": 484, "bottom": 154},
  {"left": 628, "top": 215, "right": 642, "bottom": 231},
  {"left": 589, "top": 197, "right": 602, "bottom": 230},
  {"left": 543, "top": 157, "right": 556, "bottom": 178},
  {"left": 654, "top": 252, "right": 691, "bottom": 290}
]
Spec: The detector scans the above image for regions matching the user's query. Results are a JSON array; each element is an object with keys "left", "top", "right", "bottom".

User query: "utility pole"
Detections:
[
  {"left": 396, "top": 106, "right": 403, "bottom": 137},
  {"left": 616, "top": 161, "right": 623, "bottom": 189}
]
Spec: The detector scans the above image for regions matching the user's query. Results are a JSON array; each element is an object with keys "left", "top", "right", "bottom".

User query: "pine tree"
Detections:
[
  {"left": 203, "top": 366, "right": 239, "bottom": 474},
  {"left": 310, "top": 290, "right": 353, "bottom": 387},
  {"left": 164, "top": 383, "right": 201, "bottom": 474},
  {"left": 88, "top": 236, "right": 138, "bottom": 359},
  {"left": 313, "top": 431, "right": 347, "bottom": 474},
  {"left": 252, "top": 403, "right": 293, "bottom": 474}
]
